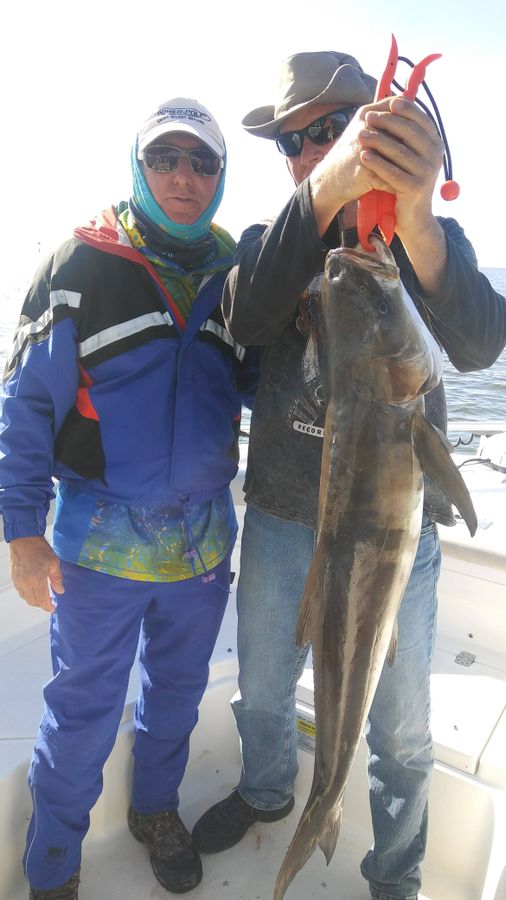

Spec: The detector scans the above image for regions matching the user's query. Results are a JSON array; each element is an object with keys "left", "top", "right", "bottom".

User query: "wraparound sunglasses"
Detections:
[
  {"left": 275, "top": 107, "right": 357, "bottom": 157},
  {"left": 143, "top": 144, "right": 223, "bottom": 176}
]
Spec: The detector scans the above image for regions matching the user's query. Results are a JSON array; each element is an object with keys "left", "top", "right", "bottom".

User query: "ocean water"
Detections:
[
  {"left": 440, "top": 267, "right": 506, "bottom": 424},
  {"left": 1, "top": 267, "right": 505, "bottom": 430}
]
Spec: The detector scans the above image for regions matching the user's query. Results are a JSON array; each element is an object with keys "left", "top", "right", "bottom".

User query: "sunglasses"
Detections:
[
  {"left": 275, "top": 107, "right": 357, "bottom": 157},
  {"left": 143, "top": 144, "right": 223, "bottom": 176}
]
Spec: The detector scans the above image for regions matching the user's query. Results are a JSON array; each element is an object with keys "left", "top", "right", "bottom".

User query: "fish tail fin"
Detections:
[
  {"left": 318, "top": 803, "right": 343, "bottom": 863},
  {"left": 274, "top": 789, "right": 343, "bottom": 899},
  {"left": 296, "top": 535, "right": 328, "bottom": 648},
  {"left": 273, "top": 838, "right": 311, "bottom": 900}
]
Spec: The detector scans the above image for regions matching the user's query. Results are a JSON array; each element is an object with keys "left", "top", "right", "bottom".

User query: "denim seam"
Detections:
[
  {"left": 279, "top": 644, "right": 308, "bottom": 793},
  {"left": 237, "top": 788, "right": 289, "bottom": 813},
  {"left": 370, "top": 893, "right": 418, "bottom": 900}
]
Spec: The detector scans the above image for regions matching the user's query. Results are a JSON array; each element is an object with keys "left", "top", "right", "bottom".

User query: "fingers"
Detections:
[
  {"left": 11, "top": 571, "right": 56, "bottom": 613},
  {"left": 357, "top": 97, "right": 444, "bottom": 192},
  {"left": 26, "top": 586, "right": 56, "bottom": 614},
  {"left": 374, "top": 96, "right": 442, "bottom": 144},
  {"left": 8, "top": 536, "right": 63, "bottom": 613},
  {"left": 345, "top": 97, "right": 439, "bottom": 154},
  {"left": 48, "top": 558, "right": 65, "bottom": 595}
]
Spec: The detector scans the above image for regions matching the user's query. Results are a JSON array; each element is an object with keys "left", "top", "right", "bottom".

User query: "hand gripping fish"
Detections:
[{"left": 273, "top": 236, "right": 477, "bottom": 900}]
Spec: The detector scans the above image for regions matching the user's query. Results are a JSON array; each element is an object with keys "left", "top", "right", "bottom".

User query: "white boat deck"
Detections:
[{"left": 1, "top": 449, "right": 505, "bottom": 900}]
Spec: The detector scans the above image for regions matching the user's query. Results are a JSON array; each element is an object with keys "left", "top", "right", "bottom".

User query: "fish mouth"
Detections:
[
  {"left": 326, "top": 239, "right": 399, "bottom": 283},
  {"left": 327, "top": 247, "right": 399, "bottom": 282},
  {"left": 326, "top": 249, "right": 399, "bottom": 296}
]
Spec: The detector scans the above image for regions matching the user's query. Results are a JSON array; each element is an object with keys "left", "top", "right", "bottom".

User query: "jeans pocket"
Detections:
[{"left": 420, "top": 515, "right": 436, "bottom": 533}]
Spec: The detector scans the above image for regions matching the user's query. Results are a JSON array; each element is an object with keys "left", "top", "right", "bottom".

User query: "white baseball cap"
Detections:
[{"left": 137, "top": 98, "right": 225, "bottom": 159}]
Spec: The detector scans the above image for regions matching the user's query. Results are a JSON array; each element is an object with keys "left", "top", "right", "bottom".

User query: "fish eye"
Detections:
[{"left": 379, "top": 302, "right": 390, "bottom": 315}]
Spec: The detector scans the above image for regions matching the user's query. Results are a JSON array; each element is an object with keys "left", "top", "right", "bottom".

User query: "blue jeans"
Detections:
[
  {"left": 24, "top": 555, "right": 231, "bottom": 890},
  {"left": 232, "top": 505, "right": 440, "bottom": 900}
]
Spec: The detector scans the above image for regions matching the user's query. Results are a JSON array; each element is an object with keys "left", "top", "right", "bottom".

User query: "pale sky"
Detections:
[{"left": 2, "top": 0, "right": 506, "bottom": 280}]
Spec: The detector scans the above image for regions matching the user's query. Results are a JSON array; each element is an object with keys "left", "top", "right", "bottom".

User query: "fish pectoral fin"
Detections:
[
  {"left": 413, "top": 414, "right": 478, "bottom": 536},
  {"left": 386, "top": 619, "right": 398, "bottom": 666},
  {"left": 318, "top": 802, "right": 343, "bottom": 865}
]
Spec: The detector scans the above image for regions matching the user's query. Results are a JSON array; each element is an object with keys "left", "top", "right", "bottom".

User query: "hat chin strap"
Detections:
[{"left": 130, "top": 141, "right": 226, "bottom": 243}]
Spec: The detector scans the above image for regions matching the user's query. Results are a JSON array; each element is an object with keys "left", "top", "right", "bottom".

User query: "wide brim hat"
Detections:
[{"left": 242, "top": 51, "right": 376, "bottom": 138}]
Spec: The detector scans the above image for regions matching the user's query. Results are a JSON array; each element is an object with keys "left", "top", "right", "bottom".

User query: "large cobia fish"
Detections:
[{"left": 273, "top": 236, "right": 477, "bottom": 900}]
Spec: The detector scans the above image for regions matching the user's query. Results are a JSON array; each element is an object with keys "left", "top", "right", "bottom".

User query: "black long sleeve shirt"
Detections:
[{"left": 223, "top": 180, "right": 506, "bottom": 528}]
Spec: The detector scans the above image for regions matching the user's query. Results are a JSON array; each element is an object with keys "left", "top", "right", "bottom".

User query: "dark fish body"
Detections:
[{"left": 274, "top": 237, "right": 477, "bottom": 900}]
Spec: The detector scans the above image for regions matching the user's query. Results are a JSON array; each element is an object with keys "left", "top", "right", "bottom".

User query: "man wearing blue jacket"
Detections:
[{"left": 0, "top": 98, "right": 257, "bottom": 899}]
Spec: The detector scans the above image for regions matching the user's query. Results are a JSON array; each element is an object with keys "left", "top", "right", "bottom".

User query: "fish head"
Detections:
[{"left": 322, "top": 236, "right": 443, "bottom": 404}]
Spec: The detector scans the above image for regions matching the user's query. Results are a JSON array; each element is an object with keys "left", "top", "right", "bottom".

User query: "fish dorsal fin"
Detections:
[{"left": 413, "top": 414, "right": 477, "bottom": 536}]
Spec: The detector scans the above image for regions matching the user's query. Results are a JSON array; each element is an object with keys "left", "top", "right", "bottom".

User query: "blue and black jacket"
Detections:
[{"left": 0, "top": 208, "right": 258, "bottom": 542}]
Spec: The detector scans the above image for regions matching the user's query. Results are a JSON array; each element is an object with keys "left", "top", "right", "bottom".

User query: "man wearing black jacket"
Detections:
[{"left": 192, "top": 52, "right": 506, "bottom": 900}]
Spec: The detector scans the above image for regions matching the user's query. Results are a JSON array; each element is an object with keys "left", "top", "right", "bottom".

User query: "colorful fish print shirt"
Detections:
[{"left": 52, "top": 482, "right": 236, "bottom": 583}]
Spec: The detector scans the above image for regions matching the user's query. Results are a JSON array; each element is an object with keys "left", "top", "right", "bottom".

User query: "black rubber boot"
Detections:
[
  {"left": 29, "top": 870, "right": 80, "bottom": 899},
  {"left": 192, "top": 789, "right": 295, "bottom": 853},
  {"left": 128, "top": 806, "right": 202, "bottom": 894}
]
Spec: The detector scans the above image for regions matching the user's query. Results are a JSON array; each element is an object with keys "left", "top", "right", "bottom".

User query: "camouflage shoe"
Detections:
[
  {"left": 29, "top": 870, "right": 80, "bottom": 899},
  {"left": 128, "top": 806, "right": 202, "bottom": 894}
]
